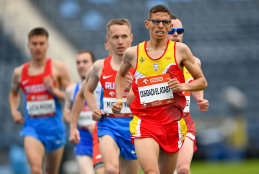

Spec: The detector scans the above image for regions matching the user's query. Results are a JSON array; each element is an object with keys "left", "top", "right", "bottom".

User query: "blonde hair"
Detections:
[{"left": 106, "top": 19, "right": 131, "bottom": 37}]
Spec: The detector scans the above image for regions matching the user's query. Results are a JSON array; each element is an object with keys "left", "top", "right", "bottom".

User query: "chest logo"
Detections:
[
  {"left": 140, "top": 57, "right": 146, "bottom": 64},
  {"left": 153, "top": 63, "right": 158, "bottom": 72},
  {"left": 165, "top": 57, "right": 171, "bottom": 60},
  {"left": 103, "top": 75, "right": 112, "bottom": 79},
  {"left": 22, "top": 79, "right": 30, "bottom": 85}
]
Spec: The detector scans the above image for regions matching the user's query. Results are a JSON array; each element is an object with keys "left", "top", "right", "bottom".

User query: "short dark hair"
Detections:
[
  {"left": 77, "top": 50, "right": 95, "bottom": 63},
  {"left": 171, "top": 15, "right": 180, "bottom": 20},
  {"left": 148, "top": 4, "right": 171, "bottom": 19},
  {"left": 106, "top": 19, "right": 131, "bottom": 37},
  {"left": 28, "top": 27, "right": 48, "bottom": 40}
]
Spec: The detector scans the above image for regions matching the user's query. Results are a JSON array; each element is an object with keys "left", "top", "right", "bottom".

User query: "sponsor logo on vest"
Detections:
[
  {"left": 165, "top": 57, "right": 171, "bottom": 60},
  {"left": 103, "top": 75, "right": 112, "bottom": 79},
  {"left": 153, "top": 63, "right": 158, "bottom": 72},
  {"left": 140, "top": 57, "right": 146, "bottom": 64},
  {"left": 22, "top": 79, "right": 30, "bottom": 85}
]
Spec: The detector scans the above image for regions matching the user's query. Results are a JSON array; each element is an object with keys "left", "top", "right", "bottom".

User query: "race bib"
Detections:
[
  {"left": 183, "top": 91, "right": 191, "bottom": 116},
  {"left": 103, "top": 90, "right": 133, "bottom": 117},
  {"left": 78, "top": 105, "right": 95, "bottom": 128},
  {"left": 26, "top": 94, "right": 56, "bottom": 117},
  {"left": 137, "top": 73, "right": 174, "bottom": 108}
]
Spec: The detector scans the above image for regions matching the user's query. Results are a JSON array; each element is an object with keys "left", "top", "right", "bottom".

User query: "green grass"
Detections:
[{"left": 139, "top": 159, "right": 259, "bottom": 174}]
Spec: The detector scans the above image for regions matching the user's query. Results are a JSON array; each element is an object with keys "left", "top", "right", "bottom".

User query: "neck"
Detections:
[
  {"left": 148, "top": 36, "right": 168, "bottom": 50},
  {"left": 110, "top": 54, "right": 123, "bottom": 71},
  {"left": 31, "top": 57, "right": 47, "bottom": 67}
]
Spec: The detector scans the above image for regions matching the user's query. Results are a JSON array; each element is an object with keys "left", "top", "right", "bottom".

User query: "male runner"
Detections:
[
  {"left": 9, "top": 27, "right": 73, "bottom": 174},
  {"left": 112, "top": 5, "right": 207, "bottom": 174},
  {"left": 69, "top": 37, "right": 114, "bottom": 174},
  {"left": 64, "top": 51, "right": 101, "bottom": 174},
  {"left": 83, "top": 19, "right": 140, "bottom": 174},
  {"left": 167, "top": 15, "right": 209, "bottom": 174}
]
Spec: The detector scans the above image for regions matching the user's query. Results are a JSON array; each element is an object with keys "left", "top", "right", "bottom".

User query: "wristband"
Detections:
[{"left": 116, "top": 99, "right": 123, "bottom": 102}]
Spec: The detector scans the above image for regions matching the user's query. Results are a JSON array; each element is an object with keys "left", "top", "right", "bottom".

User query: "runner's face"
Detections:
[
  {"left": 107, "top": 25, "right": 133, "bottom": 57},
  {"left": 28, "top": 35, "right": 49, "bottom": 60},
  {"left": 146, "top": 12, "right": 172, "bottom": 41},
  {"left": 76, "top": 52, "right": 93, "bottom": 78},
  {"left": 167, "top": 19, "right": 184, "bottom": 43}
]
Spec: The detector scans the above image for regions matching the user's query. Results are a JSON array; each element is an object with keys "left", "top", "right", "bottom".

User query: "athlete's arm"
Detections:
[
  {"left": 63, "top": 84, "right": 74, "bottom": 123},
  {"left": 167, "top": 43, "right": 207, "bottom": 92},
  {"left": 70, "top": 66, "right": 93, "bottom": 144},
  {"left": 50, "top": 61, "right": 73, "bottom": 100},
  {"left": 85, "top": 60, "right": 104, "bottom": 121},
  {"left": 112, "top": 47, "right": 137, "bottom": 114},
  {"left": 191, "top": 57, "right": 209, "bottom": 112},
  {"left": 126, "top": 89, "right": 135, "bottom": 107},
  {"left": 9, "top": 66, "right": 24, "bottom": 124}
]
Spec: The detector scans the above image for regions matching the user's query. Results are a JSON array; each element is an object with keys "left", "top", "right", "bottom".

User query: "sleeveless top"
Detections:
[
  {"left": 72, "top": 81, "right": 102, "bottom": 129},
  {"left": 130, "top": 40, "right": 186, "bottom": 124},
  {"left": 97, "top": 56, "right": 134, "bottom": 140},
  {"left": 20, "top": 58, "right": 64, "bottom": 133},
  {"left": 183, "top": 67, "right": 194, "bottom": 116}
]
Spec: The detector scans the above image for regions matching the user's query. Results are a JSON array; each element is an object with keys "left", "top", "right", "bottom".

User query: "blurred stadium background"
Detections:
[{"left": 0, "top": 0, "right": 259, "bottom": 173}]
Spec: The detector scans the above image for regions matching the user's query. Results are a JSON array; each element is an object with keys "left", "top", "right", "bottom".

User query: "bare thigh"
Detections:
[
  {"left": 119, "top": 156, "right": 140, "bottom": 174},
  {"left": 76, "top": 155, "right": 94, "bottom": 174},
  {"left": 176, "top": 137, "right": 194, "bottom": 173},
  {"left": 45, "top": 146, "right": 64, "bottom": 174},
  {"left": 24, "top": 136, "right": 45, "bottom": 173},
  {"left": 99, "top": 135, "right": 120, "bottom": 172},
  {"left": 95, "top": 167, "right": 104, "bottom": 174},
  {"left": 158, "top": 150, "right": 179, "bottom": 174},
  {"left": 134, "top": 138, "right": 160, "bottom": 174}
]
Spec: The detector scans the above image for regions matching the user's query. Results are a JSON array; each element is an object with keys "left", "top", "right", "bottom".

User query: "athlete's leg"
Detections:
[
  {"left": 44, "top": 146, "right": 64, "bottom": 174},
  {"left": 176, "top": 137, "right": 194, "bottom": 174},
  {"left": 119, "top": 156, "right": 140, "bottom": 174},
  {"left": 158, "top": 150, "right": 179, "bottom": 174},
  {"left": 134, "top": 138, "right": 160, "bottom": 174},
  {"left": 76, "top": 155, "right": 94, "bottom": 174},
  {"left": 99, "top": 135, "right": 120, "bottom": 174},
  {"left": 24, "top": 136, "right": 45, "bottom": 174},
  {"left": 95, "top": 166, "right": 105, "bottom": 174}
]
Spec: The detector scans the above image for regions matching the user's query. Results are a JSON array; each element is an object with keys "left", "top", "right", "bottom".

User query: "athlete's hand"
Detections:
[
  {"left": 63, "top": 108, "right": 71, "bottom": 123},
  {"left": 92, "top": 109, "right": 104, "bottom": 121},
  {"left": 112, "top": 101, "right": 123, "bottom": 114},
  {"left": 43, "top": 76, "right": 55, "bottom": 92},
  {"left": 11, "top": 110, "right": 24, "bottom": 124},
  {"left": 69, "top": 128, "right": 80, "bottom": 145},
  {"left": 125, "top": 72, "right": 133, "bottom": 91},
  {"left": 197, "top": 99, "right": 209, "bottom": 112},
  {"left": 166, "top": 78, "right": 183, "bottom": 92}
]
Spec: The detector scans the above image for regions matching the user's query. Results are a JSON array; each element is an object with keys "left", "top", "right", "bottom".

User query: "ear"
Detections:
[
  {"left": 169, "top": 23, "right": 173, "bottom": 31},
  {"left": 144, "top": 20, "right": 150, "bottom": 29},
  {"left": 106, "top": 35, "right": 109, "bottom": 43},
  {"left": 104, "top": 43, "right": 109, "bottom": 51}
]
